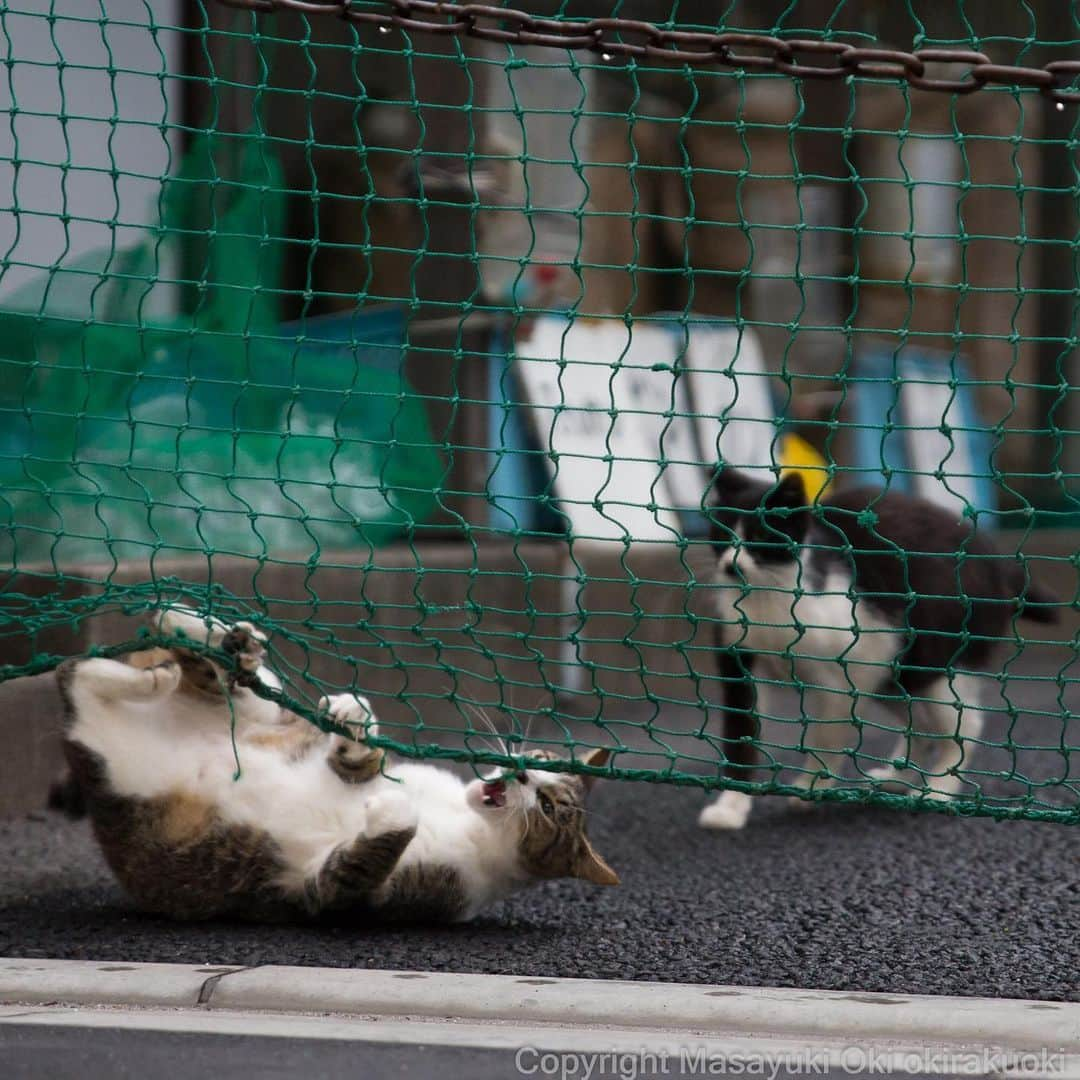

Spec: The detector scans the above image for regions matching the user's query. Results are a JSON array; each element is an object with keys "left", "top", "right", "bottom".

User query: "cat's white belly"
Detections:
[
  {"left": 713, "top": 570, "right": 901, "bottom": 695},
  {"left": 69, "top": 695, "right": 254, "bottom": 800},
  {"left": 230, "top": 758, "right": 513, "bottom": 911}
]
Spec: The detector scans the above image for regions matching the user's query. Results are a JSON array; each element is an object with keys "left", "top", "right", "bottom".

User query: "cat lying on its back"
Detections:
[{"left": 55, "top": 606, "right": 617, "bottom": 923}]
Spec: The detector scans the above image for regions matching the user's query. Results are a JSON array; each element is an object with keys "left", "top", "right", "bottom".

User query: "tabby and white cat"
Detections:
[
  {"left": 56, "top": 607, "right": 617, "bottom": 923},
  {"left": 699, "top": 468, "right": 1057, "bottom": 831}
]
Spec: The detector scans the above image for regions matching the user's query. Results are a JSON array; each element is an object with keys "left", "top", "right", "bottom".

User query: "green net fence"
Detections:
[{"left": 1, "top": 0, "right": 1078, "bottom": 822}]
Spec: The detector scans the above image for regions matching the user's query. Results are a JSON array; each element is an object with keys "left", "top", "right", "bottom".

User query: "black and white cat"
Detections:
[
  {"left": 55, "top": 606, "right": 617, "bottom": 922},
  {"left": 699, "top": 468, "right": 1057, "bottom": 830}
]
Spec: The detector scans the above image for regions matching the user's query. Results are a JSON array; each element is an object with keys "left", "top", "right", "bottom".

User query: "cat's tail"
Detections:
[{"left": 1016, "top": 580, "right": 1060, "bottom": 624}]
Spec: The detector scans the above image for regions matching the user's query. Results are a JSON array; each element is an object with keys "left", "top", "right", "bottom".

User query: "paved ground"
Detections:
[
  {"left": 3, "top": 1024, "right": 612, "bottom": 1080},
  {"left": 0, "top": 1021, "right": 949, "bottom": 1080},
  {"left": 2, "top": 642, "right": 1078, "bottom": 1003},
  {"left": 0, "top": 1025, "right": 513, "bottom": 1080},
  {"left": 1, "top": 757, "right": 1077, "bottom": 1003}
]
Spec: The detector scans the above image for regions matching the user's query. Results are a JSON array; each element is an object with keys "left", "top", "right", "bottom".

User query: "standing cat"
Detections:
[
  {"left": 698, "top": 468, "right": 1057, "bottom": 830},
  {"left": 56, "top": 606, "right": 617, "bottom": 922}
]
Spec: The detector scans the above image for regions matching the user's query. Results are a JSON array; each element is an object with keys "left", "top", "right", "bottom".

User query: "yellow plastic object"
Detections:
[{"left": 778, "top": 433, "right": 831, "bottom": 502}]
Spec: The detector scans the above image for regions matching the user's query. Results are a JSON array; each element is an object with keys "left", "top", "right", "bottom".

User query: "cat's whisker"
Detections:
[
  {"left": 519, "top": 711, "right": 537, "bottom": 755},
  {"left": 469, "top": 734, "right": 505, "bottom": 759},
  {"left": 517, "top": 801, "right": 531, "bottom": 842},
  {"left": 465, "top": 702, "right": 511, "bottom": 759}
]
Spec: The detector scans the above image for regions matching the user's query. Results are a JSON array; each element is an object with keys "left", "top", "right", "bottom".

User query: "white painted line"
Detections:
[{"left": 1, "top": 958, "right": 1077, "bottom": 1057}]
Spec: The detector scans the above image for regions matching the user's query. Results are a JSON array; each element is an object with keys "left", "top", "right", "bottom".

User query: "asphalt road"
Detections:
[
  {"left": 2, "top": 639, "right": 1078, "bottom": 1003},
  {"left": 0, "top": 1025, "right": 535, "bottom": 1080},
  {"left": 0, "top": 1023, "right": 947, "bottom": 1080},
  {"left": 1, "top": 721, "right": 1077, "bottom": 1002}
]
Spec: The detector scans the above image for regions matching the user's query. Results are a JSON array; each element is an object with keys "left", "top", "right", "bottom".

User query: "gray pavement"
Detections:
[
  {"left": 1, "top": 724, "right": 1077, "bottom": 1001},
  {"left": 0, "top": 1022, "right": 949, "bottom": 1080},
  {"left": 2, "top": 644, "right": 1078, "bottom": 1002},
  {"left": 0, "top": 1025, "right": 510, "bottom": 1080}
]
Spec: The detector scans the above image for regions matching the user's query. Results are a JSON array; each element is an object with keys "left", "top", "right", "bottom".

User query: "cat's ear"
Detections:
[
  {"left": 711, "top": 466, "right": 752, "bottom": 503},
  {"left": 762, "top": 471, "right": 810, "bottom": 545},
  {"left": 765, "top": 470, "right": 807, "bottom": 510},
  {"left": 579, "top": 746, "right": 611, "bottom": 793},
  {"left": 574, "top": 838, "right": 620, "bottom": 887}
]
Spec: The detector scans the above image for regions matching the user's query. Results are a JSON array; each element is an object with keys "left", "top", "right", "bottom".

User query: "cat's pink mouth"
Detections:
[{"left": 481, "top": 780, "right": 507, "bottom": 808}]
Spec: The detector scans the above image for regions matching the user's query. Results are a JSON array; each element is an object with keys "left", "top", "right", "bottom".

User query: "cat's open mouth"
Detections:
[{"left": 481, "top": 779, "right": 507, "bottom": 808}]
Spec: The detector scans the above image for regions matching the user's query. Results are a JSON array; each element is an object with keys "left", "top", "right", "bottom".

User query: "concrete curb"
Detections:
[
  {"left": 1, "top": 959, "right": 1076, "bottom": 1051},
  {"left": 0, "top": 959, "right": 243, "bottom": 1008}
]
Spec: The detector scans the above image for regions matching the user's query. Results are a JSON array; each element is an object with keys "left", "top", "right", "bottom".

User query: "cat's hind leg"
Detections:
[
  {"left": 304, "top": 791, "right": 416, "bottom": 914},
  {"left": 865, "top": 675, "right": 983, "bottom": 800},
  {"left": 913, "top": 675, "right": 984, "bottom": 800},
  {"left": 320, "top": 693, "right": 385, "bottom": 784},
  {"left": 786, "top": 684, "right": 862, "bottom": 808},
  {"left": 56, "top": 656, "right": 183, "bottom": 755}
]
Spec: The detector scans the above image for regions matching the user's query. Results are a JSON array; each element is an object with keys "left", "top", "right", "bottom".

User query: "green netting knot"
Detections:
[{"left": 856, "top": 509, "right": 878, "bottom": 527}]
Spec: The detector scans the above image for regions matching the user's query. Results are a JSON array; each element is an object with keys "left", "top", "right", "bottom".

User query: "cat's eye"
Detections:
[
  {"left": 537, "top": 792, "right": 553, "bottom": 814},
  {"left": 515, "top": 772, "right": 528, "bottom": 785}
]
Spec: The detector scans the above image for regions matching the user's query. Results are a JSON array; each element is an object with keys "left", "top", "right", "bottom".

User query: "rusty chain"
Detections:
[{"left": 212, "top": 0, "right": 1080, "bottom": 104}]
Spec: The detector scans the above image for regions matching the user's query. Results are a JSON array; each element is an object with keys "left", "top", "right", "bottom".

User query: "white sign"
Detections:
[
  {"left": 898, "top": 365, "right": 980, "bottom": 518},
  {"left": 514, "top": 316, "right": 774, "bottom": 540}
]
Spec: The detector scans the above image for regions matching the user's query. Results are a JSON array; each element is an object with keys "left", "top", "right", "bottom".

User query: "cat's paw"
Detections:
[
  {"left": 365, "top": 791, "right": 418, "bottom": 837},
  {"left": 72, "top": 657, "right": 181, "bottom": 702},
  {"left": 698, "top": 790, "right": 752, "bottom": 831},
  {"left": 326, "top": 734, "right": 385, "bottom": 784},
  {"left": 322, "top": 695, "right": 384, "bottom": 783},
  {"left": 320, "top": 693, "right": 379, "bottom": 743},
  {"left": 865, "top": 764, "right": 964, "bottom": 800},
  {"left": 155, "top": 606, "right": 267, "bottom": 665},
  {"left": 148, "top": 660, "right": 183, "bottom": 696},
  {"left": 154, "top": 605, "right": 228, "bottom": 649},
  {"left": 918, "top": 774, "right": 966, "bottom": 802},
  {"left": 221, "top": 622, "right": 268, "bottom": 679},
  {"left": 864, "top": 764, "right": 908, "bottom": 793}
]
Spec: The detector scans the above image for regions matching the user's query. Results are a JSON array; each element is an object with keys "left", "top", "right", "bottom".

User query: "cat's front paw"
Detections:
[
  {"left": 154, "top": 605, "right": 227, "bottom": 649},
  {"left": 68, "top": 657, "right": 182, "bottom": 702},
  {"left": 221, "top": 622, "right": 268, "bottom": 680},
  {"left": 698, "top": 790, "right": 752, "bottom": 831},
  {"left": 365, "top": 791, "right": 418, "bottom": 837},
  {"left": 322, "top": 694, "right": 383, "bottom": 783},
  {"left": 320, "top": 693, "right": 379, "bottom": 743},
  {"left": 154, "top": 606, "right": 267, "bottom": 665}
]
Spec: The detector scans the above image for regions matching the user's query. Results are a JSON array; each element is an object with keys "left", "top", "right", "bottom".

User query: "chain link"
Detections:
[{"left": 214, "top": 0, "right": 1080, "bottom": 105}]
